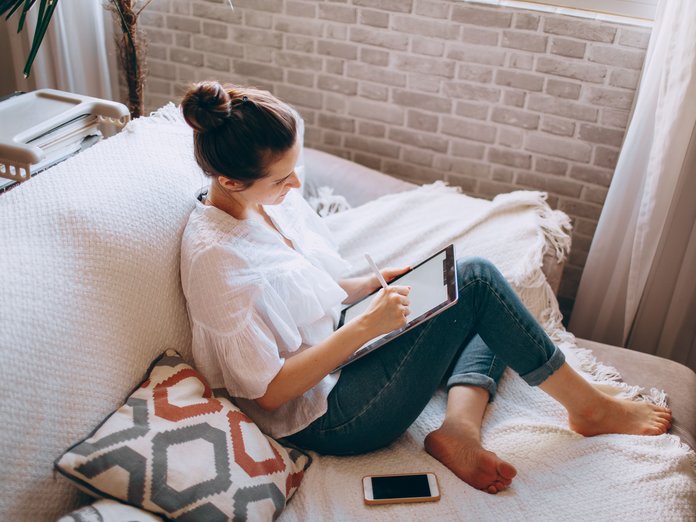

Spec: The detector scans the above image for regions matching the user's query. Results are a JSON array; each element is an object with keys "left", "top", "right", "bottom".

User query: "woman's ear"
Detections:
[{"left": 217, "top": 175, "right": 242, "bottom": 191}]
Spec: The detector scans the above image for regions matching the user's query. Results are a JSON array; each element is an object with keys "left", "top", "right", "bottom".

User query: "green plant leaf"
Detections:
[{"left": 23, "top": 0, "right": 59, "bottom": 77}]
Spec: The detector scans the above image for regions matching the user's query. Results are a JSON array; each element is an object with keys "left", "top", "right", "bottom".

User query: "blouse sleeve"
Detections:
[{"left": 185, "top": 245, "right": 302, "bottom": 399}]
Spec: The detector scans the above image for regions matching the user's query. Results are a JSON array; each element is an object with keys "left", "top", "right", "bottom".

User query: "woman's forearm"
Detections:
[{"left": 255, "top": 316, "right": 374, "bottom": 411}]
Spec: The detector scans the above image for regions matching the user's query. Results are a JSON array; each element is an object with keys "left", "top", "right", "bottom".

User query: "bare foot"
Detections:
[
  {"left": 569, "top": 395, "right": 672, "bottom": 437},
  {"left": 424, "top": 421, "right": 517, "bottom": 494}
]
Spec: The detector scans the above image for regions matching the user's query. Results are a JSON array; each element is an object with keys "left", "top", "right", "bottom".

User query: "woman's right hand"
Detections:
[{"left": 360, "top": 285, "right": 411, "bottom": 337}]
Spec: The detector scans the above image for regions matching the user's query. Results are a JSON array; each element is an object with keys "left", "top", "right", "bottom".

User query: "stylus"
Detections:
[{"left": 365, "top": 253, "right": 389, "bottom": 289}]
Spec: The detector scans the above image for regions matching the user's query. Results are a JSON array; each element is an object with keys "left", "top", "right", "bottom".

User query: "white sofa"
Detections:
[{"left": 1, "top": 111, "right": 693, "bottom": 521}]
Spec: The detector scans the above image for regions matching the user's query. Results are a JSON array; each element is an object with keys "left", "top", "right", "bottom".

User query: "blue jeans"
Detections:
[{"left": 285, "top": 257, "right": 565, "bottom": 455}]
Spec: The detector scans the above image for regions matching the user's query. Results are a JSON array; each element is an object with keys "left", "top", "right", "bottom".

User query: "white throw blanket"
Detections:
[{"left": 280, "top": 184, "right": 696, "bottom": 521}]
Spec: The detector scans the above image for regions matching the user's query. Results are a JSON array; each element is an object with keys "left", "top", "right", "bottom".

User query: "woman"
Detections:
[{"left": 180, "top": 82, "right": 672, "bottom": 495}]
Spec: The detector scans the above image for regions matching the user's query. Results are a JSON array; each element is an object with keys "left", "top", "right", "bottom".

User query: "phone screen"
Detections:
[{"left": 371, "top": 474, "right": 432, "bottom": 500}]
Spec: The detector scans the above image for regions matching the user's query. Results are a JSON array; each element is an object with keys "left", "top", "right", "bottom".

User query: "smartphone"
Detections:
[{"left": 362, "top": 472, "right": 440, "bottom": 505}]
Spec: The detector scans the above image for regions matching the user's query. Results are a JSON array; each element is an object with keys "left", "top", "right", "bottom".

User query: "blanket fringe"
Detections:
[{"left": 125, "top": 102, "right": 185, "bottom": 133}]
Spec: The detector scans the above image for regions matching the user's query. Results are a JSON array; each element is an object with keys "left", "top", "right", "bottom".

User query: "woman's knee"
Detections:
[{"left": 456, "top": 256, "right": 499, "bottom": 284}]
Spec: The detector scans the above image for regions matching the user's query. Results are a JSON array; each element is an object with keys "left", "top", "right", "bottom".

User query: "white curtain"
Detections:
[
  {"left": 6, "top": 0, "right": 118, "bottom": 100},
  {"left": 569, "top": 0, "right": 696, "bottom": 371}
]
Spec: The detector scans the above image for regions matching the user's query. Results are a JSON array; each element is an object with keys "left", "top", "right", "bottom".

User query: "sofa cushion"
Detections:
[
  {"left": 55, "top": 350, "right": 310, "bottom": 521},
  {"left": 58, "top": 499, "right": 164, "bottom": 522}
]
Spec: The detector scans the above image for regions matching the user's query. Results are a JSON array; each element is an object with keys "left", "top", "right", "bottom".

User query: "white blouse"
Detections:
[{"left": 180, "top": 189, "right": 351, "bottom": 438}]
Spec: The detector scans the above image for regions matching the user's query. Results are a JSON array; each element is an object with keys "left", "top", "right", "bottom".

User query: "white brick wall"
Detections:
[{"left": 133, "top": 0, "right": 651, "bottom": 319}]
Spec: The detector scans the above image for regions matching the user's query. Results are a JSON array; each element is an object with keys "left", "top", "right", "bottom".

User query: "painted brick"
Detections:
[
  {"left": 354, "top": 153, "right": 383, "bottom": 170},
  {"left": 140, "top": 12, "right": 165, "bottom": 28},
  {"left": 167, "top": 15, "right": 201, "bottom": 33},
  {"left": 412, "top": 37, "right": 446, "bottom": 57},
  {"left": 536, "top": 56, "right": 607, "bottom": 83},
  {"left": 409, "top": 74, "right": 441, "bottom": 93},
  {"left": 205, "top": 54, "right": 230, "bottom": 72},
  {"left": 535, "top": 157, "right": 568, "bottom": 176},
  {"left": 457, "top": 64, "right": 494, "bottom": 83},
  {"left": 326, "top": 23, "right": 348, "bottom": 41},
  {"left": 275, "top": 17, "right": 323, "bottom": 37},
  {"left": 393, "top": 89, "right": 452, "bottom": 113},
  {"left": 618, "top": 28, "right": 650, "bottom": 49},
  {"left": 148, "top": 78, "right": 172, "bottom": 95},
  {"left": 546, "top": 78, "right": 581, "bottom": 99},
  {"left": 275, "top": 85, "right": 324, "bottom": 109},
  {"left": 176, "top": 65, "right": 196, "bottom": 83},
  {"left": 455, "top": 101, "right": 489, "bottom": 120},
  {"left": 143, "top": 28, "right": 173, "bottom": 45},
  {"left": 318, "top": 41, "right": 358, "bottom": 60},
  {"left": 451, "top": 5, "right": 512, "bottom": 28},
  {"left": 601, "top": 108, "right": 630, "bottom": 128},
  {"left": 569, "top": 164, "right": 613, "bottom": 187},
  {"left": 495, "top": 69, "right": 544, "bottom": 92},
  {"left": 202, "top": 21, "right": 228, "bottom": 39},
  {"left": 389, "top": 128, "right": 449, "bottom": 152},
  {"left": 350, "top": 27, "right": 409, "bottom": 50},
  {"left": 148, "top": 44, "right": 167, "bottom": 60},
  {"left": 392, "top": 15, "right": 460, "bottom": 39},
  {"left": 324, "top": 94, "right": 346, "bottom": 113},
  {"left": 232, "top": 27, "right": 283, "bottom": 47},
  {"left": 528, "top": 93, "right": 598, "bottom": 122},
  {"left": 415, "top": 0, "right": 450, "bottom": 19},
  {"left": 588, "top": 45, "right": 644, "bottom": 70},
  {"left": 452, "top": 140, "right": 486, "bottom": 159},
  {"left": 360, "top": 48, "right": 389, "bottom": 66},
  {"left": 346, "top": 135, "right": 408, "bottom": 159},
  {"left": 594, "top": 146, "right": 619, "bottom": 169},
  {"left": 318, "top": 75, "right": 358, "bottom": 95},
  {"left": 395, "top": 55, "right": 456, "bottom": 78},
  {"left": 192, "top": 3, "right": 243, "bottom": 23},
  {"left": 441, "top": 117, "right": 497, "bottom": 143},
  {"left": 175, "top": 33, "right": 191, "bottom": 48},
  {"left": 586, "top": 87, "right": 634, "bottom": 110},
  {"left": 246, "top": 46, "right": 274, "bottom": 63},
  {"left": 245, "top": 11, "right": 274, "bottom": 29},
  {"left": 578, "top": 123, "right": 624, "bottom": 147},
  {"left": 319, "top": 4, "right": 357, "bottom": 23},
  {"left": 234, "top": 60, "right": 282, "bottom": 80},
  {"left": 492, "top": 167, "right": 514, "bottom": 182},
  {"left": 514, "top": 12, "right": 539, "bottom": 31},
  {"left": 477, "top": 180, "right": 517, "bottom": 197},
  {"left": 349, "top": 98, "right": 405, "bottom": 124},
  {"left": 444, "top": 82, "right": 501, "bottom": 103},
  {"left": 347, "top": 62, "right": 407, "bottom": 87},
  {"left": 359, "top": 82, "right": 388, "bottom": 101},
  {"left": 503, "top": 90, "right": 525, "bottom": 107},
  {"left": 437, "top": 156, "right": 491, "bottom": 178},
  {"left": 286, "top": 35, "right": 315, "bottom": 53},
  {"left": 287, "top": 70, "right": 315, "bottom": 87},
  {"left": 526, "top": 133, "right": 591, "bottom": 162},
  {"left": 193, "top": 35, "right": 244, "bottom": 57},
  {"left": 170, "top": 48, "right": 204, "bottom": 67},
  {"left": 325, "top": 58, "right": 345, "bottom": 75},
  {"left": 508, "top": 53, "right": 534, "bottom": 71},
  {"left": 360, "top": 9, "right": 389, "bottom": 28},
  {"left": 447, "top": 45, "right": 506, "bottom": 66},
  {"left": 318, "top": 113, "right": 355, "bottom": 132},
  {"left": 498, "top": 127, "right": 523, "bottom": 148},
  {"left": 460, "top": 26, "right": 499, "bottom": 46},
  {"left": 517, "top": 172, "right": 583, "bottom": 197},
  {"left": 359, "top": 121, "right": 386, "bottom": 137},
  {"left": 541, "top": 115, "right": 575, "bottom": 137},
  {"left": 275, "top": 52, "right": 323, "bottom": 71},
  {"left": 502, "top": 30, "right": 547, "bottom": 52},
  {"left": 387, "top": 161, "right": 454, "bottom": 185},
  {"left": 575, "top": 218, "right": 597, "bottom": 236},
  {"left": 286, "top": 1, "right": 317, "bottom": 17},
  {"left": 492, "top": 107, "right": 540, "bottom": 130},
  {"left": 582, "top": 185, "right": 608, "bottom": 204},
  {"left": 543, "top": 17, "right": 616, "bottom": 43},
  {"left": 352, "top": 0, "right": 414, "bottom": 13},
  {"left": 559, "top": 199, "right": 603, "bottom": 220},
  {"left": 231, "top": 0, "right": 282, "bottom": 12},
  {"left": 407, "top": 110, "right": 439, "bottom": 132},
  {"left": 489, "top": 148, "right": 532, "bottom": 169},
  {"left": 403, "top": 148, "right": 435, "bottom": 167},
  {"left": 550, "top": 37, "right": 586, "bottom": 58},
  {"left": 323, "top": 131, "right": 343, "bottom": 146},
  {"left": 609, "top": 69, "right": 640, "bottom": 89}
]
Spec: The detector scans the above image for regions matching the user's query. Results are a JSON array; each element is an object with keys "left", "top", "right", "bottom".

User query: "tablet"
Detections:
[{"left": 333, "top": 244, "right": 458, "bottom": 372}]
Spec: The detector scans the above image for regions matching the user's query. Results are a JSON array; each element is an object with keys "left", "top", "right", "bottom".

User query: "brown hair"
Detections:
[{"left": 180, "top": 81, "right": 297, "bottom": 187}]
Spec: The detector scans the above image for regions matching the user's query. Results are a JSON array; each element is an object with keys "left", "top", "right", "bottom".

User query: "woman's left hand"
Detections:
[{"left": 378, "top": 266, "right": 411, "bottom": 286}]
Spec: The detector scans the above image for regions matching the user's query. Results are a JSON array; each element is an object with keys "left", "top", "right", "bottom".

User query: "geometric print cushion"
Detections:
[{"left": 55, "top": 350, "right": 311, "bottom": 522}]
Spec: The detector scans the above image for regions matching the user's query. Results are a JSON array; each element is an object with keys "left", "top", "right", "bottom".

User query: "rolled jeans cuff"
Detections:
[
  {"left": 446, "top": 373, "right": 498, "bottom": 402},
  {"left": 519, "top": 345, "right": 566, "bottom": 387}
]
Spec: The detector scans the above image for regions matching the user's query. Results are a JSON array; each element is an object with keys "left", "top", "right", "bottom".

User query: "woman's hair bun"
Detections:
[{"left": 181, "top": 81, "right": 231, "bottom": 132}]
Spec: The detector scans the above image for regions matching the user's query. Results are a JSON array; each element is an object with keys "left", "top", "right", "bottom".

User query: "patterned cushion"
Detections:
[
  {"left": 55, "top": 350, "right": 311, "bottom": 521},
  {"left": 58, "top": 499, "right": 164, "bottom": 522}
]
